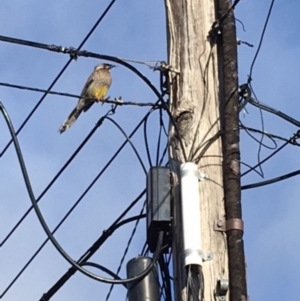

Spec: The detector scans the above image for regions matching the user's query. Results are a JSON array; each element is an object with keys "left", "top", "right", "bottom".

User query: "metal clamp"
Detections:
[
  {"left": 214, "top": 218, "right": 244, "bottom": 232},
  {"left": 214, "top": 278, "right": 229, "bottom": 301},
  {"left": 180, "top": 169, "right": 208, "bottom": 181},
  {"left": 184, "top": 249, "right": 213, "bottom": 262}
]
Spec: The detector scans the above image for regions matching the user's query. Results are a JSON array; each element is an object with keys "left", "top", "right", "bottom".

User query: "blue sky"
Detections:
[{"left": 0, "top": 1, "right": 299, "bottom": 300}]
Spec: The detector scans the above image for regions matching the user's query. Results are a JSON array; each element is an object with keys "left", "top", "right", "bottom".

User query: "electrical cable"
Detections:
[
  {"left": 0, "top": 81, "right": 155, "bottom": 107},
  {"left": 0, "top": 34, "right": 188, "bottom": 161},
  {"left": 0, "top": 101, "right": 161, "bottom": 284},
  {"left": 240, "top": 125, "right": 299, "bottom": 146},
  {"left": 0, "top": 107, "right": 114, "bottom": 247},
  {"left": 104, "top": 202, "right": 147, "bottom": 301},
  {"left": 105, "top": 117, "right": 147, "bottom": 174},
  {"left": 39, "top": 210, "right": 146, "bottom": 301},
  {"left": 242, "top": 168, "right": 300, "bottom": 190},
  {"left": 249, "top": 97, "right": 300, "bottom": 128},
  {"left": 80, "top": 262, "right": 125, "bottom": 287},
  {"left": 0, "top": 0, "right": 118, "bottom": 157},
  {"left": 2, "top": 199, "right": 145, "bottom": 298},
  {"left": 248, "top": 0, "right": 275, "bottom": 82},
  {"left": 240, "top": 121, "right": 277, "bottom": 150},
  {"left": 241, "top": 133, "right": 298, "bottom": 177},
  {"left": 0, "top": 105, "right": 150, "bottom": 247},
  {"left": 143, "top": 113, "right": 154, "bottom": 167},
  {"left": 158, "top": 254, "right": 172, "bottom": 301}
]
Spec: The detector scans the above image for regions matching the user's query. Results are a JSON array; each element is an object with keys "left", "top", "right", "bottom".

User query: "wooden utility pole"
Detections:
[{"left": 165, "top": 0, "right": 247, "bottom": 300}]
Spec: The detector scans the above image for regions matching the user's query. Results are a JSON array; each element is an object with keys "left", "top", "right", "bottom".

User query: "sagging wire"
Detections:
[
  {"left": 2, "top": 106, "right": 161, "bottom": 295},
  {"left": 1, "top": 105, "right": 116, "bottom": 247},
  {"left": 0, "top": 101, "right": 163, "bottom": 285},
  {"left": 241, "top": 131, "right": 300, "bottom": 178},
  {"left": 158, "top": 254, "right": 172, "bottom": 301},
  {"left": 144, "top": 113, "right": 154, "bottom": 167},
  {"left": 0, "top": 34, "right": 188, "bottom": 162},
  {"left": 0, "top": 103, "right": 149, "bottom": 247},
  {"left": 0, "top": 82, "right": 155, "bottom": 108},
  {"left": 105, "top": 117, "right": 147, "bottom": 174},
  {"left": 240, "top": 121, "right": 277, "bottom": 151},
  {"left": 0, "top": 0, "right": 118, "bottom": 157},
  {"left": 80, "top": 262, "right": 125, "bottom": 287},
  {"left": 104, "top": 202, "right": 147, "bottom": 301},
  {"left": 240, "top": 125, "right": 300, "bottom": 146},
  {"left": 248, "top": 97, "right": 300, "bottom": 128},
  {"left": 39, "top": 197, "right": 146, "bottom": 301},
  {"left": 156, "top": 108, "right": 168, "bottom": 166},
  {"left": 242, "top": 168, "right": 300, "bottom": 190},
  {"left": 248, "top": 0, "right": 276, "bottom": 83}
]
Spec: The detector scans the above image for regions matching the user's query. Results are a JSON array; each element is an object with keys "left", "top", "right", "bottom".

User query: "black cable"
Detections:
[
  {"left": 248, "top": 0, "right": 275, "bottom": 82},
  {"left": 0, "top": 0, "right": 117, "bottom": 157},
  {"left": 240, "top": 125, "right": 299, "bottom": 145},
  {"left": 1, "top": 104, "right": 149, "bottom": 247},
  {"left": 39, "top": 207, "right": 146, "bottom": 301},
  {"left": 0, "top": 107, "right": 114, "bottom": 247},
  {"left": 240, "top": 122, "right": 277, "bottom": 150},
  {"left": 0, "top": 82, "right": 155, "bottom": 107},
  {"left": 105, "top": 116, "right": 148, "bottom": 174},
  {"left": 156, "top": 108, "right": 167, "bottom": 166},
  {"left": 242, "top": 168, "right": 300, "bottom": 190},
  {"left": 2, "top": 196, "right": 145, "bottom": 298},
  {"left": 0, "top": 34, "right": 188, "bottom": 161},
  {"left": 80, "top": 262, "right": 125, "bottom": 287},
  {"left": 249, "top": 97, "right": 300, "bottom": 128},
  {"left": 240, "top": 160, "right": 263, "bottom": 178},
  {"left": 143, "top": 113, "right": 153, "bottom": 167},
  {"left": 0, "top": 101, "right": 158, "bottom": 284},
  {"left": 158, "top": 254, "right": 172, "bottom": 301},
  {"left": 105, "top": 201, "right": 147, "bottom": 301},
  {"left": 241, "top": 134, "right": 296, "bottom": 177}
]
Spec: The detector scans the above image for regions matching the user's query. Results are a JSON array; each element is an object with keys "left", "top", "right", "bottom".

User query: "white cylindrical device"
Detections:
[{"left": 180, "top": 162, "right": 202, "bottom": 266}]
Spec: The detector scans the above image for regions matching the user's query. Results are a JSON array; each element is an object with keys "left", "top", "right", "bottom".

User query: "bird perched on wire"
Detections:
[{"left": 59, "top": 63, "right": 115, "bottom": 133}]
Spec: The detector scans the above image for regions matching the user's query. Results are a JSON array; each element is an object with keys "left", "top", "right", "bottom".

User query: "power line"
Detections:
[
  {"left": 0, "top": 81, "right": 155, "bottom": 107},
  {"left": 0, "top": 0, "right": 118, "bottom": 157},
  {"left": 242, "top": 168, "right": 300, "bottom": 190},
  {"left": 241, "top": 132, "right": 300, "bottom": 178},
  {"left": 248, "top": 0, "right": 275, "bottom": 82}
]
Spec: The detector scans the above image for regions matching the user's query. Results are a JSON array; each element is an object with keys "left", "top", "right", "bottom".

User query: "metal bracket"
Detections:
[
  {"left": 184, "top": 249, "right": 213, "bottom": 262},
  {"left": 214, "top": 218, "right": 244, "bottom": 232},
  {"left": 214, "top": 278, "right": 229, "bottom": 301},
  {"left": 180, "top": 169, "right": 208, "bottom": 181}
]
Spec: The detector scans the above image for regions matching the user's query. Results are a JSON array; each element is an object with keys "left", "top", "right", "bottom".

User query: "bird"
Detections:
[{"left": 59, "top": 63, "right": 115, "bottom": 133}]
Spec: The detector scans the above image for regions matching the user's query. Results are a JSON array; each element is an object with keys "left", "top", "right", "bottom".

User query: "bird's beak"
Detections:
[{"left": 106, "top": 64, "right": 116, "bottom": 69}]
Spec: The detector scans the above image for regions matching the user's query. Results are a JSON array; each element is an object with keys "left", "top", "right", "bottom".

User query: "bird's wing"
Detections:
[{"left": 76, "top": 77, "right": 94, "bottom": 108}]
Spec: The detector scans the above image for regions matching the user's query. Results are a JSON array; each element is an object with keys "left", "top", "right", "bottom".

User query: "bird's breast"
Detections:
[{"left": 90, "top": 85, "right": 108, "bottom": 100}]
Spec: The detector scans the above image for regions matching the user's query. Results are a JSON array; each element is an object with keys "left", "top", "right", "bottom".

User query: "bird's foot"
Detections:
[{"left": 114, "top": 97, "right": 123, "bottom": 103}]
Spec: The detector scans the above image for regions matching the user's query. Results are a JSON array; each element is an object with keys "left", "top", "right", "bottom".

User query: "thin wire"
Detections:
[
  {"left": 240, "top": 125, "right": 298, "bottom": 145},
  {"left": 0, "top": 82, "right": 155, "bottom": 107},
  {"left": 105, "top": 117, "right": 147, "bottom": 174},
  {"left": 144, "top": 113, "right": 153, "bottom": 167},
  {"left": 241, "top": 133, "right": 298, "bottom": 177},
  {"left": 80, "top": 262, "right": 125, "bottom": 286},
  {"left": 39, "top": 199, "right": 146, "bottom": 301},
  {"left": 248, "top": 0, "right": 275, "bottom": 82},
  {"left": 0, "top": 0, "right": 118, "bottom": 157},
  {"left": 0, "top": 101, "right": 161, "bottom": 284},
  {"left": 240, "top": 122, "right": 277, "bottom": 150},
  {"left": 0, "top": 107, "right": 115, "bottom": 247},
  {"left": 0, "top": 34, "right": 188, "bottom": 160},
  {"left": 249, "top": 84, "right": 265, "bottom": 177},
  {"left": 242, "top": 168, "right": 300, "bottom": 190},
  {"left": 249, "top": 97, "right": 300, "bottom": 128},
  {"left": 105, "top": 202, "right": 147, "bottom": 301}
]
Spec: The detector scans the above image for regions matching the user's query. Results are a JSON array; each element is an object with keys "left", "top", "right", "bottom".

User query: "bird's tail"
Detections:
[{"left": 58, "top": 108, "right": 83, "bottom": 134}]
